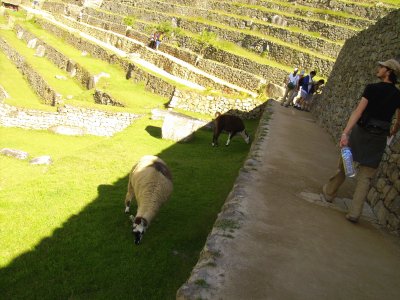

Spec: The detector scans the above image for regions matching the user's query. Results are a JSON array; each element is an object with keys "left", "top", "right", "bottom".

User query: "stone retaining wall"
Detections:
[
  {"left": 124, "top": 0, "right": 357, "bottom": 42},
  {"left": 295, "top": 0, "right": 395, "bottom": 20},
  {"left": 0, "top": 36, "right": 59, "bottom": 105},
  {"left": 0, "top": 102, "right": 138, "bottom": 136},
  {"left": 170, "top": 90, "right": 265, "bottom": 119},
  {"left": 14, "top": 24, "right": 94, "bottom": 91},
  {"left": 35, "top": 17, "right": 176, "bottom": 99},
  {"left": 313, "top": 9, "right": 400, "bottom": 232},
  {"left": 99, "top": 1, "right": 335, "bottom": 77},
  {"left": 128, "top": 0, "right": 343, "bottom": 58},
  {"left": 176, "top": 99, "right": 271, "bottom": 299},
  {"left": 57, "top": 14, "right": 260, "bottom": 95},
  {"left": 41, "top": 2, "right": 290, "bottom": 88},
  {"left": 35, "top": 13, "right": 264, "bottom": 117}
]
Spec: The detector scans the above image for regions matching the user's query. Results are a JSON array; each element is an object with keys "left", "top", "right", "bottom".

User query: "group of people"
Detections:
[
  {"left": 281, "top": 67, "right": 325, "bottom": 112},
  {"left": 149, "top": 32, "right": 164, "bottom": 51},
  {"left": 281, "top": 59, "right": 400, "bottom": 224}
]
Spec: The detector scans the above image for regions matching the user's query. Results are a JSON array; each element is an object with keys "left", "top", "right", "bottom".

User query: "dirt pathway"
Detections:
[{"left": 178, "top": 100, "right": 400, "bottom": 300}]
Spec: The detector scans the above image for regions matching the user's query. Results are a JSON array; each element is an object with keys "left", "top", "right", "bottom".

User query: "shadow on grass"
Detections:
[
  {"left": 0, "top": 108, "right": 265, "bottom": 299},
  {"left": 145, "top": 125, "right": 162, "bottom": 139}
]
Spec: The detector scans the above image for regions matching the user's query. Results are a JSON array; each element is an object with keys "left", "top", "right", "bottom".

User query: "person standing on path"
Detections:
[
  {"left": 281, "top": 67, "right": 299, "bottom": 106},
  {"left": 322, "top": 59, "right": 400, "bottom": 223},
  {"left": 294, "top": 70, "right": 316, "bottom": 110}
]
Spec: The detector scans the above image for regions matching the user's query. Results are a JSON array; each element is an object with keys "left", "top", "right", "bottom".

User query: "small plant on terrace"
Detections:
[{"left": 123, "top": 16, "right": 136, "bottom": 27}]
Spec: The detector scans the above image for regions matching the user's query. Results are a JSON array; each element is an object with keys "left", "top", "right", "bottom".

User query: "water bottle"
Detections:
[{"left": 341, "top": 146, "right": 356, "bottom": 177}]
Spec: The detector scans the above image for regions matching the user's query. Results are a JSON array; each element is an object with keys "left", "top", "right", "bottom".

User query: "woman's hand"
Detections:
[{"left": 340, "top": 133, "right": 349, "bottom": 148}]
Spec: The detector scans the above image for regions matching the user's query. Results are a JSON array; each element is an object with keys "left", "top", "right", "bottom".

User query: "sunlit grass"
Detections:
[
  {"left": 0, "top": 114, "right": 260, "bottom": 298},
  {"left": 0, "top": 29, "right": 90, "bottom": 100},
  {"left": 0, "top": 49, "right": 56, "bottom": 110}
]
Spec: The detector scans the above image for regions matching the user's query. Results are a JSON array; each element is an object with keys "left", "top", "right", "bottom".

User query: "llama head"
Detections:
[{"left": 130, "top": 215, "right": 148, "bottom": 245}]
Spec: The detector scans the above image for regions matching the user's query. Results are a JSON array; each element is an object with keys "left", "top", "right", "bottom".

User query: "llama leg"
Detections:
[
  {"left": 240, "top": 130, "right": 250, "bottom": 144},
  {"left": 212, "top": 129, "right": 221, "bottom": 146},
  {"left": 124, "top": 182, "right": 134, "bottom": 213},
  {"left": 226, "top": 133, "right": 232, "bottom": 146}
]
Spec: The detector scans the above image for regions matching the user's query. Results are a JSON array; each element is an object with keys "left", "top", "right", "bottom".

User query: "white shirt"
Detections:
[{"left": 288, "top": 73, "right": 299, "bottom": 85}]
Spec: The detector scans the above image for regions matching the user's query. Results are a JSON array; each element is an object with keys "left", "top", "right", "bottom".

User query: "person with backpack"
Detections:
[
  {"left": 281, "top": 67, "right": 299, "bottom": 106},
  {"left": 322, "top": 59, "right": 400, "bottom": 223}
]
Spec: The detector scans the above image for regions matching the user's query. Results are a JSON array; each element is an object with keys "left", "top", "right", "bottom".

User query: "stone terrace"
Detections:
[{"left": 71, "top": 0, "right": 396, "bottom": 82}]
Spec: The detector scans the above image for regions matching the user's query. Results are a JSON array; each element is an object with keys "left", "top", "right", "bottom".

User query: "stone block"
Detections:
[
  {"left": 17, "top": 30, "right": 24, "bottom": 39},
  {"left": 35, "top": 45, "right": 46, "bottom": 57},
  {"left": 266, "top": 83, "right": 285, "bottom": 100},
  {"left": 49, "top": 125, "right": 86, "bottom": 136},
  {"left": 1, "top": 148, "right": 28, "bottom": 160},
  {"left": 384, "top": 187, "right": 398, "bottom": 206},
  {"left": 27, "top": 38, "right": 37, "bottom": 49},
  {"left": 30, "top": 155, "right": 52, "bottom": 165},
  {"left": 161, "top": 113, "right": 208, "bottom": 142}
]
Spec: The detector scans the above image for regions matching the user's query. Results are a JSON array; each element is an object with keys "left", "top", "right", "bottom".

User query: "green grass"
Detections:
[
  {"left": 0, "top": 29, "right": 91, "bottom": 101},
  {"left": 0, "top": 115, "right": 260, "bottom": 299},
  {"left": 0, "top": 49, "right": 55, "bottom": 110},
  {"left": 12, "top": 19, "right": 174, "bottom": 113}
]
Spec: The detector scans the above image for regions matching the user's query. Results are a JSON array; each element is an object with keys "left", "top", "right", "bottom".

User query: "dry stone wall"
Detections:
[
  {"left": 169, "top": 90, "right": 265, "bottom": 119},
  {"left": 99, "top": 1, "right": 335, "bottom": 77},
  {"left": 129, "top": 0, "right": 342, "bottom": 57},
  {"left": 295, "top": 0, "right": 395, "bottom": 20},
  {"left": 34, "top": 12, "right": 264, "bottom": 117},
  {"left": 78, "top": 7, "right": 266, "bottom": 92},
  {"left": 14, "top": 24, "right": 94, "bottom": 91},
  {"left": 0, "top": 36, "right": 60, "bottom": 105},
  {"left": 313, "top": 9, "right": 400, "bottom": 232},
  {"left": 0, "top": 102, "right": 138, "bottom": 136}
]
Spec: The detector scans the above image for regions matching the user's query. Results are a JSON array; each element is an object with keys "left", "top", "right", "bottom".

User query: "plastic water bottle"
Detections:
[{"left": 341, "top": 146, "right": 356, "bottom": 177}]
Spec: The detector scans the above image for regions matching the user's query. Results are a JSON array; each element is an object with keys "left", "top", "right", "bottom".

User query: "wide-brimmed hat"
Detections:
[{"left": 378, "top": 59, "right": 400, "bottom": 76}]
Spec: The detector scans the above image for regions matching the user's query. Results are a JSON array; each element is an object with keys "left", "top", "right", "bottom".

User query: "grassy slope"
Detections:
[
  {"left": 0, "top": 115, "right": 260, "bottom": 299},
  {"left": 0, "top": 49, "right": 55, "bottom": 110}
]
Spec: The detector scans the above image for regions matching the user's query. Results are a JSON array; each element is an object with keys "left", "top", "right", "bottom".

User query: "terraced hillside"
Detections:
[{"left": 1, "top": 0, "right": 400, "bottom": 299}]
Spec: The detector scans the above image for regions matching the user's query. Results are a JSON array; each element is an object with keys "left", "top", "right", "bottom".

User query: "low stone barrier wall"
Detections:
[
  {"left": 0, "top": 103, "right": 138, "bottom": 136},
  {"left": 176, "top": 100, "right": 271, "bottom": 299},
  {"left": 313, "top": 9, "right": 400, "bottom": 232},
  {"left": 0, "top": 37, "right": 59, "bottom": 106},
  {"left": 170, "top": 90, "right": 265, "bottom": 119}
]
